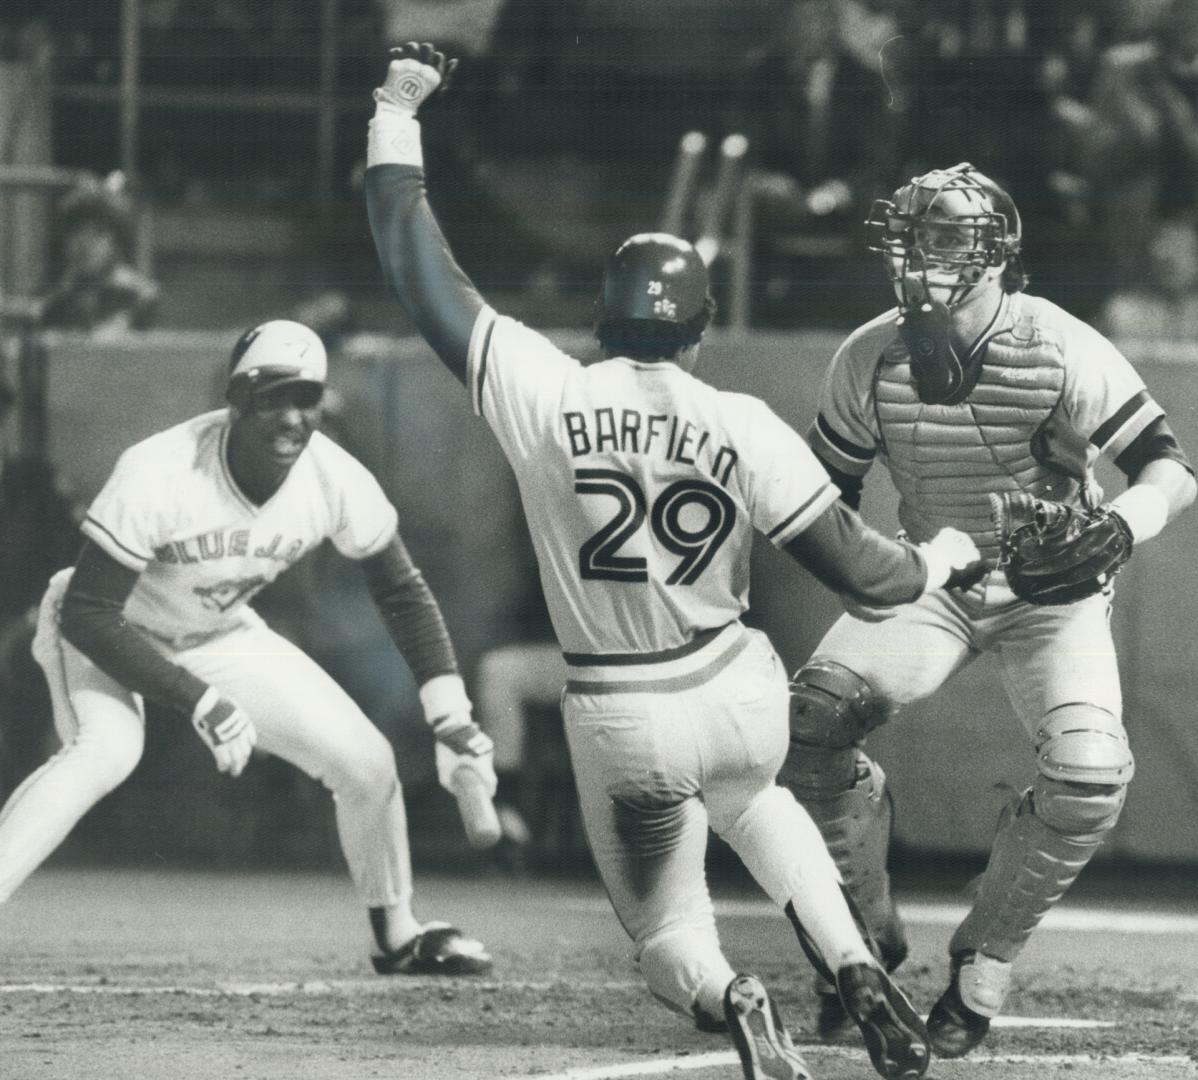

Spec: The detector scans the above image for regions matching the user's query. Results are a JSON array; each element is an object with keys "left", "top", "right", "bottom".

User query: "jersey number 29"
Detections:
[{"left": 575, "top": 468, "right": 735, "bottom": 585}]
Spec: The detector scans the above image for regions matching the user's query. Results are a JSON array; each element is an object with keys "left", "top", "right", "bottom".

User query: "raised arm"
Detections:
[{"left": 365, "top": 43, "right": 485, "bottom": 385}]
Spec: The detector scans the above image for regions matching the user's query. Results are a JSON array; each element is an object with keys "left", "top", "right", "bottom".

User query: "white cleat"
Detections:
[{"left": 723, "top": 974, "right": 814, "bottom": 1080}]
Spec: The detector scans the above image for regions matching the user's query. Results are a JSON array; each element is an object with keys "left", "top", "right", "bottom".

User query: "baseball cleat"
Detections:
[
  {"left": 836, "top": 962, "right": 930, "bottom": 1080},
  {"left": 926, "top": 951, "right": 1009, "bottom": 1058},
  {"left": 371, "top": 923, "right": 492, "bottom": 976},
  {"left": 723, "top": 974, "right": 813, "bottom": 1080},
  {"left": 815, "top": 932, "right": 909, "bottom": 1043}
]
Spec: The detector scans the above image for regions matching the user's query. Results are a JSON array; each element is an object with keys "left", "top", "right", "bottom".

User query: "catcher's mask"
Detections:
[{"left": 866, "top": 163, "right": 1021, "bottom": 404}]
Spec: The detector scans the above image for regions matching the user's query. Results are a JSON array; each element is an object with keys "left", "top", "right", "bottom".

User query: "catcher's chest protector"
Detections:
[{"left": 875, "top": 326, "right": 1070, "bottom": 562}]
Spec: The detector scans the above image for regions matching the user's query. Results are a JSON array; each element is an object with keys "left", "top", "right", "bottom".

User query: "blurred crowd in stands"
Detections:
[
  {"left": 1, "top": 0, "right": 1197, "bottom": 864},
  {"left": 2, "top": 0, "right": 1198, "bottom": 331}
]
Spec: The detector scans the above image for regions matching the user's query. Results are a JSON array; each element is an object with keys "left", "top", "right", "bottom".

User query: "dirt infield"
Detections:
[{"left": 0, "top": 866, "right": 1195, "bottom": 1079}]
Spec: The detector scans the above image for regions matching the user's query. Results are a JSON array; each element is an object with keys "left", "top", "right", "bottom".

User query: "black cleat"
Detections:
[
  {"left": 926, "top": 952, "right": 1006, "bottom": 1058},
  {"left": 723, "top": 974, "right": 813, "bottom": 1080},
  {"left": 816, "top": 932, "right": 909, "bottom": 1043},
  {"left": 836, "top": 962, "right": 930, "bottom": 1080},
  {"left": 371, "top": 924, "right": 492, "bottom": 976}
]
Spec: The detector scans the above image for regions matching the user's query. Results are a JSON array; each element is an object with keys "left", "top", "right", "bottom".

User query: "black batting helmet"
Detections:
[{"left": 597, "top": 233, "right": 710, "bottom": 325}]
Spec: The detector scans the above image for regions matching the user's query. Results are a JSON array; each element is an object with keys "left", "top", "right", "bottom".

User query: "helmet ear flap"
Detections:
[{"left": 226, "top": 373, "right": 252, "bottom": 411}]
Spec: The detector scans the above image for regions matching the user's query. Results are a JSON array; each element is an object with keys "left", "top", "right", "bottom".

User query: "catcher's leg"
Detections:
[
  {"left": 777, "top": 661, "right": 906, "bottom": 977},
  {"left": 929, "top": 702, "right": 1133, "bottom": 1057}
]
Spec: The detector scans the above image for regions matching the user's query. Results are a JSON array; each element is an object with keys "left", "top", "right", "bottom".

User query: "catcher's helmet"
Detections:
[
  {"left": 866, "top": 163, "right": 1021, "bottom": 306},
  {"left": 596, "top": 233, "right": 710, "bottom": 325},
  {"left": 226, "top": 319, "right": 327, "bottom": 409}
]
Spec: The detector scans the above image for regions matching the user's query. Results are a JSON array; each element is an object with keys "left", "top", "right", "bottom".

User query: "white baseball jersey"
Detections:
[
  {"left": 466, "top": 307, "right": 839, "bottom": 656},
  {"left": 81, "top": 409, "right": 397, "bottom": 648}
]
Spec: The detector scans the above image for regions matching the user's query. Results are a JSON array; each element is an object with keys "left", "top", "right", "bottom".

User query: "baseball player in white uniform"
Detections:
[
  {"left": 0, "top": 318, "right": 497, "bottom": 976},
  {"left": 361, "top": 44, "right": 991, "bottom": 1080},
  {"left": 777, "top": 164, "right": 1196, "bottom": 1057}
]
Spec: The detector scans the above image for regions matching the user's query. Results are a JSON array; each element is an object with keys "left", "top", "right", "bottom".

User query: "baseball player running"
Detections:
[
  {"left": 362, "top": 43, "right": 989, "bottom": 1080},
  {"left": 777, "top": 163, "right": 1196, "bottom": 1057},
  {"left": 0, "top": 319, "right": 496, "bottom": 976}
]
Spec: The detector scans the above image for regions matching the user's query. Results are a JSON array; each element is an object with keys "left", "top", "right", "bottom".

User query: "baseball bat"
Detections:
[
  {"left": 695, "top": 132, "right": 749, "bottom": 266},
  {"left": 451, "top": 765, "right": 502, "bottom": 849},
  {"left": 661, "top": 131, "right": 708, "bottom": 235}
]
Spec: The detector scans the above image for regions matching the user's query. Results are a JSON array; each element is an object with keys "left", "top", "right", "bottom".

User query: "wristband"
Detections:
[
  {"left": 1107, "top": 485, "right": 1168, "bottom": 544},
  {"left": 419, "top": 672, "right": 471, "bottom": 725},
  {"left": 368, "top": 109, "right": 423, "bottom": 169},
  {"left": 191, "top": 685, "right": 220, "bottom": 724},
  {"left": 917, "top": 542, "right": 952, "bottom": 592}
]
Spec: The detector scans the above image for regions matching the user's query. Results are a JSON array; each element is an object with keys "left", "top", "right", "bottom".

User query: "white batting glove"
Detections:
[
  {"left": 191, "top": 687, "right": 257, "bottom": 778},
  {"left": 432, "top": 713, "right": 498, "bottom": 797},
  {"left": 419, "top": 674, "right": 497, "bottom": 796},
  {"left": 373, "top": 42, "right": 457, "bottom": 119},
  {"left": 920, "top": 527, "right": 984, "bottom": 591}
]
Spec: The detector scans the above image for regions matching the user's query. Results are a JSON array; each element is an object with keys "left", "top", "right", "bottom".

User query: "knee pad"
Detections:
[
  {"left": 1033, "top": 703, "right": 1131, "bottom": 841},
  {"left": 789, "top": 660, "right": 886, "bottom": 748},
  {"left": 782, "top": 661, "right": 886, "bottom": 797},
  {"left": 1034, "top": 703, "right": 1134, "bottom": 786},
  {"left": 1032, "top": 774, "right": 1126, "bottom": 841}
]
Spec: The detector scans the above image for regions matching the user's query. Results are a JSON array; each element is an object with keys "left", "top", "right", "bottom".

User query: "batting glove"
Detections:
[
  {"left": 374, "top": 42, "right": 457, "bottom": 118},
  {"left": 920, "top": 527, "right": 985, "bottom": 591},
  {"left": 432, "top": 714, "right": 498, "bottom": 797},
  {"left": 191, "top": 687, "right": 257, "bottom": 778}
]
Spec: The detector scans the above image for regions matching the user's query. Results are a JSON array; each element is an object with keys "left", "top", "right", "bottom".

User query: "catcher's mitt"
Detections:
[{"left": 992, "top": 492, "right": 1134, "bottom": 605}]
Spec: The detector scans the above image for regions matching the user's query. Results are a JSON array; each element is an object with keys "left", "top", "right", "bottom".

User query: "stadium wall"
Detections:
[{"left": 38, "top": 328, "right": 1198, "bottom": 866}]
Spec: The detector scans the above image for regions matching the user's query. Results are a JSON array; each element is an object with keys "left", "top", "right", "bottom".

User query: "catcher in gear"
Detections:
[{"left": 778, "top": 163, "right": 1195, "bottom": 1058}]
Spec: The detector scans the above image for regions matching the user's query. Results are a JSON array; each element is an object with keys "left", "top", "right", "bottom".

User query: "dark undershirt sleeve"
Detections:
[
  {"left": 819, "top": 458, "right": 865, "bottom": 511},
  {"left": 1112, "top": 416, "right": 1194, "bottom": 481},
  {"left": 58, "top": 540, "right": 210, "bottom": 718},
  {"left": 360, "top": 534, "right": 459, "bottom": 685},
  {"left": 365, "top": 163, "right": 486, "bottom": 386},
  {"left": 783, "top": 501, "right": 927, "bottom": 606}
]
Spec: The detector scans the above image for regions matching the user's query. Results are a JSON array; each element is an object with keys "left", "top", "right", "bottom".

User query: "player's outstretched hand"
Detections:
[
  {"left": 921, "top": 526, "right": 985, "bottom": 591},
  {"left": 374, "top": 42, "right": 458, "bottom": 117},
  {"left": 192, "top": 688, "right": 257, "bottom": 777}
]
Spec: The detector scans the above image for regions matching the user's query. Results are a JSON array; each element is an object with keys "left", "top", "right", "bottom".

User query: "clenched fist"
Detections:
[{"left": 374, "top": 42, "right": 457, "bottom": 117}]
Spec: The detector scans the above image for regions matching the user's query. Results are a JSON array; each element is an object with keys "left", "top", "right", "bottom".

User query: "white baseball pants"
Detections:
[{"left": 0, "top": 571, "right": 412, "bottom": 911}]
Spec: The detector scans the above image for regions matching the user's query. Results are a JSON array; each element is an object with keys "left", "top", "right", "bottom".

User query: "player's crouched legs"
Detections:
[{"left": 929, "top": 704, "right": 1133, "bottom": 1057}]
